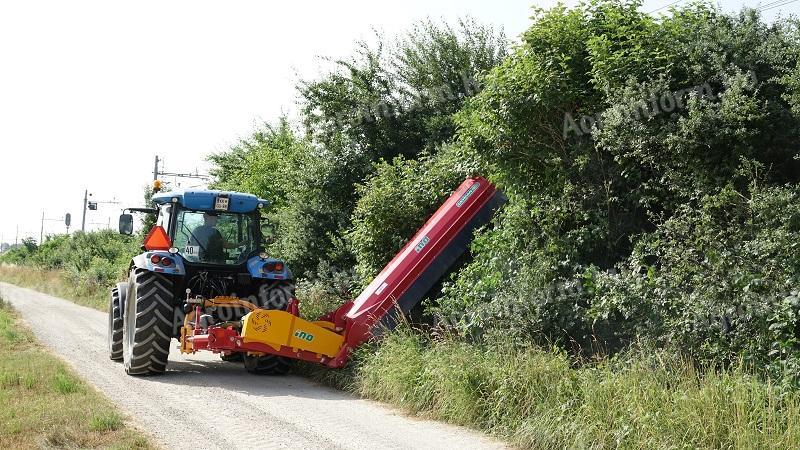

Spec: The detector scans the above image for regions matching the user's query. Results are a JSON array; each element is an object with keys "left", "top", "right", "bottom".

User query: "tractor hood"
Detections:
[{"left": 152, "top": 190, "right": 269, "bottom": 213}]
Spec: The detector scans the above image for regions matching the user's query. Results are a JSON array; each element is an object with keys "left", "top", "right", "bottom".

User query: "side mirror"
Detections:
[{"left": 119, "top": 214, "right": 134, "bottom": 235}]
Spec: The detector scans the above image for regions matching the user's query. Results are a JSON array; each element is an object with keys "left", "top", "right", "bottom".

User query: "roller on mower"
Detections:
[{"left": 109, "top": 176, "right": 505, "bottom": 375}]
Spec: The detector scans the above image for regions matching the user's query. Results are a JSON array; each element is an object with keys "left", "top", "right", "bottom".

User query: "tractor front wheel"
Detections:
[
  {"left": 243, "top": 353, "right": 292, "bottom": 375},
  {"left": 123, "top": 269, "right": 175, "bottom": 376}
]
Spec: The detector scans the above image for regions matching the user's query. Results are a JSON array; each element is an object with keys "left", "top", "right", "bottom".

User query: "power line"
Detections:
[
  {"left": 647, "top": 0, "right": 686, "bottom": 14},
  {"left": 758, "top": 0, "right": 800, "bottom": 12},
  {"left": 153, "top": 155, "right": 210, "bottom": 182},
  {"left": 649, "top": 0, "right": 797, "bottom": 14},
  {"left": 757, "top": 0, "right": 788, "bottom": 9}
]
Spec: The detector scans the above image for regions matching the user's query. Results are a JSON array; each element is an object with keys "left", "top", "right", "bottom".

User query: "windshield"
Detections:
[{"left": 173, "top": 209, "right": 256, "bottom": 264}]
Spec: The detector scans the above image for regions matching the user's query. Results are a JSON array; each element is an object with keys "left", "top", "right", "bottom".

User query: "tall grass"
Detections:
[
  {"left": 6, "top": 265, "right": 799, "bottom": 448},
  {"left": 303, "top": 330, "right": 800, "bottom": 449},
  {"left": 0, "top": 264, "right": 106, "bottom": 310}
]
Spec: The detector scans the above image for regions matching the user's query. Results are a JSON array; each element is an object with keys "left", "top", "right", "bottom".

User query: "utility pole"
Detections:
[
  {"left": 153, "top": 154, "right": 210, "bottom": 184},
  {"left": 81, "top": 189, "right": 88, "bottom": 232},
  {"left": 40, "top": 211, "right": 45, "bottom": 244},
  {"left": 15, "top": 224, "right": 18, "bottom": 246}
]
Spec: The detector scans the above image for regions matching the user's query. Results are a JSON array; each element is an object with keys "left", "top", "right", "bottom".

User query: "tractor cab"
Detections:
[
  {"left": 118, "top": 189, "right": 289, "bottom": 278},
  {"left": 149, "top": 190, "right": 267, "bottom": 267}
]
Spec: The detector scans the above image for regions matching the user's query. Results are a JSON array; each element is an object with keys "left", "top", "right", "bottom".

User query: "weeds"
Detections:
[
  {"left": 302, "top": 328, "right": 800, "bottom": 449},
  {"left": 0, "top": 294, "right": 152, "bottom": 448},
  {"left": 0, "top": 264, "right": 106, "bottom": 310},
  {"left": 89, "top": 412, "right": 124, "bottom": 432},
  {"left": 52, "top": 369, "right": 82, "bottom": 394}
]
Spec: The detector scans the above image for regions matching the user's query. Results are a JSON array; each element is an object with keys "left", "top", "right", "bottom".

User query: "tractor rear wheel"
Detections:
[
  {"left": 220, "top": 352, "right": 243, "bottom": 362},
  {"left": 107, "top": 282, "right": 127, "bottom": 361},
  {"left": 123, "top": 269, "right": 175, "bottom": 376}
]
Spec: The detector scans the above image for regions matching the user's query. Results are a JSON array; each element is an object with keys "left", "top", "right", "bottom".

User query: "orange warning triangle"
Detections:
[{"left": 143, "top": 226, "right": 172, "bottom": 251}]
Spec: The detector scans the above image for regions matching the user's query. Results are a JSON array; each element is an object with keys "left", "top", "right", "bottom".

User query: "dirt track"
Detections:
[{"left": 0, "top": 282, "right": 504, "bottom": 450}]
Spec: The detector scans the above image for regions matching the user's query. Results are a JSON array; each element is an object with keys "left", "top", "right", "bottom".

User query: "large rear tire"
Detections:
[
  {"left": 108, "top": 282, "right": 127, "bottom": 361},
  {"left": 123, "top": 269, "right": 175, "bottom": 376}
]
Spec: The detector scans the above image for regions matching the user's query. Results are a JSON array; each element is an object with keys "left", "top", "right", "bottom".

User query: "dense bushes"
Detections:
[
  {"left": 311, "top": 330, "right": 800, "bottom": 449},
  {"left": 210, "top": 19, "right": 508, "bottom": 278},
  {"left": 0, "top": 231, "right": 138, "bottom": 301},
  {"left": 429, "top": 2, "right": 800, "bottom": 381},
  {"left": 592, "top": 183, "right": 800, "bottom": 379},
  {"left": 347, "top": 144, "right": 479, "bottom": 281},
  {"left": 210, "top": 2, "right": 800, "bottom": 383}
]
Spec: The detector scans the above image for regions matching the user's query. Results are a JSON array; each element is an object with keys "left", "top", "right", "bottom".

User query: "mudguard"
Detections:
[
  {"left": 132, "top": 251, "right": 187, "bottom": 276},
  {"left": 247, "top": 256, "right": 292, "bottom": 281}
]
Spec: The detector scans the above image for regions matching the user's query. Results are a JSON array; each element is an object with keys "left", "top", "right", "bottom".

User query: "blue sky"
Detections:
[{"left": 0, "top": 0, "right": 797, "bottom": 243}]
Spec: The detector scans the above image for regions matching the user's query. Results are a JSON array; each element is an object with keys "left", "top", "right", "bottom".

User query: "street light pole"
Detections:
[{"left": 81, "top": 189, "right": 88, "bottom": 232}]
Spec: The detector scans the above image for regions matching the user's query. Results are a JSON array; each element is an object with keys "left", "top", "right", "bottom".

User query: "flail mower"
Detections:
[{"left": 109, "top": 176, "right": 505, "bottom": 376}]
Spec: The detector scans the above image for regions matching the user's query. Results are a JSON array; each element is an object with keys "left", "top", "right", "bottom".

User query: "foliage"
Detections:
[
  {"left": 303, "top": 330, "right": 800, "bottom": 449},
  {"left": 430, "top": 1, "right": 800, "bottom": 377},
  {"left": 209, "top": 18, "right": 508, "bottom": 277},
  {"left": 0, "top": 238, "right": 38, "bottom": 264},
  {"left": 209, "top": 2, "right": 800, "bottom": 385},
  {"left": 208, "top": 118, "right": 309, "bottom": 210},
  {"left": 347, "top": 143, "right": 479, "bottom": 281},
  {"left": 0, "top": 231, "right": 138, "bottom": 303},
  {"left": 591, "top": 183, "right": 800, "bottom": 381}
]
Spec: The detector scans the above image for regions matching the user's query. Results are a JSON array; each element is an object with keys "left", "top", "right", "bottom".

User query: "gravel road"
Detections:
[{"left": 0, "top": 282, "right": 504, "bottom": 450}]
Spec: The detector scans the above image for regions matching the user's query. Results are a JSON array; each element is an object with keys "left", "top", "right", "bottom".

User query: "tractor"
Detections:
[{"left": 109, "top": 177, "right": 505, "bottom": 376}]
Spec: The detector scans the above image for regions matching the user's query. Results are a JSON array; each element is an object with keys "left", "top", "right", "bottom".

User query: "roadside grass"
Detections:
[
  {"left": 0, "top": 296, "right": 153, "bottom": 449},
  {"left": 0, "top": 264, "right": 106, "bottom": 310},
  {"left": 300, "top": 329, "right": 800, "bottom": 449},
  {"left": 7, "top": 264, "right": 800, "bottom": 448}
]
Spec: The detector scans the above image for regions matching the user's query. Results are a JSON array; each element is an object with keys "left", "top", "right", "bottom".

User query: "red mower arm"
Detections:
[{"left": 326, "top": 176, "right": 506, "bottom": 367}]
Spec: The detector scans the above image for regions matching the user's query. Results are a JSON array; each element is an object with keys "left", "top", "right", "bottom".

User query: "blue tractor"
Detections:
[{"left": 109, "top": 188, "right": 295, "bottom": 375}]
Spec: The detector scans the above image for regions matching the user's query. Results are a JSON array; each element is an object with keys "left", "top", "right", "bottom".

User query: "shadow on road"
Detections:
[{"left": 140, "top": 355, "right": 354, "bottom": 403}]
